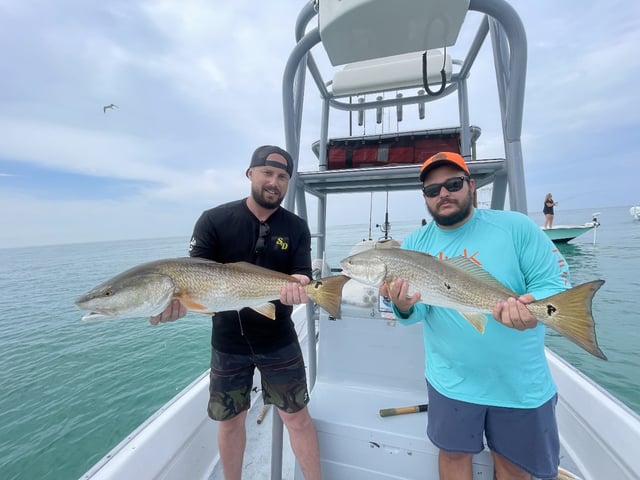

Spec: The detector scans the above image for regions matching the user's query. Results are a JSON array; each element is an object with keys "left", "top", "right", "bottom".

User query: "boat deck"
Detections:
[
  {"left": 209, "top": 307, "right": 588, "bottom": 480},
  {"left": 207, "top": 399, "right": 296, "bottom": 480},
  {"left": 80, "top": 300, "right": 640, "bottom": 480}
]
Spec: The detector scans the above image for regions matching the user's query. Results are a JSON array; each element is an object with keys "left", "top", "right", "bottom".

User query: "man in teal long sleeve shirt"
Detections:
[{"left": 383, "top": 152, "right": 568, "bottom": 480}]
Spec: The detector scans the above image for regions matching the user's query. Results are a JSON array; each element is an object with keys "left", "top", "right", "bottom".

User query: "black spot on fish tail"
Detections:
[
  {"left": 444, "top": 282, "right": 451, "bottom": 290},
  {"left": 546, "top": 304, "right": 557, "bottom": 316}
]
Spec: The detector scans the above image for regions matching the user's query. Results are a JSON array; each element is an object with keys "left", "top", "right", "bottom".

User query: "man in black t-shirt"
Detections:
[{"left": 150, "top": 145, "right": 321, "bottom": 480}]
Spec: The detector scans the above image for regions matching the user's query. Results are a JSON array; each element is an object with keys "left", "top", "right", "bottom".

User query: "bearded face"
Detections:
[
  {"left": 426, "top": 186, "right": 474, "bottom": 227},
  {"left": 251, "top": 181, "right": 285, "bottom": 210}
]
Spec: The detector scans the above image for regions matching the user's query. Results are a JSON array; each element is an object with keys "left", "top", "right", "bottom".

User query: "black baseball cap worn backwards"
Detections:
[{"left": 246, "top": 145, "right": 294, "bottom": 178}]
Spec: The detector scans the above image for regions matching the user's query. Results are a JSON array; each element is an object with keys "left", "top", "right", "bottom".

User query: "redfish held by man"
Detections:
[
  {"left": 75, "top": 257, "right": 349, "bottom": 321},
  {"left": 339, "top": 247, "right": 607, "bottom": 360}
]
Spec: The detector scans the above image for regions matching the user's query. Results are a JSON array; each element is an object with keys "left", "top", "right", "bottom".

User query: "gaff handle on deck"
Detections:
[{"left": 379, "top": 404, "right": 428, "bottom": 417}]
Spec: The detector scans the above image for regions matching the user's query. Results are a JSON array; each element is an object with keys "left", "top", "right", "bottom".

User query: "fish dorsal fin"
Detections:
[
  {"left": 251, "top": 303, "right": 276, "bottom": 320},
  {"left": 228, "top": 262, "right": 296, "bottom": 281},
  {"left": 446, "top": 256, "right": 507, "bottom": 291}
]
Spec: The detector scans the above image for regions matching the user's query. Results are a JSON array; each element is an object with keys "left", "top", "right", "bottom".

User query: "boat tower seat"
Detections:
[{"left": 331, "top": 50, "right": 453, "bottom": 98}]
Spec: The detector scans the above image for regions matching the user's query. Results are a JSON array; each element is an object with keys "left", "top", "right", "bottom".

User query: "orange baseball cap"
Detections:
[{"left": 419, "top": 152, "right": 470, "bottom": 182}]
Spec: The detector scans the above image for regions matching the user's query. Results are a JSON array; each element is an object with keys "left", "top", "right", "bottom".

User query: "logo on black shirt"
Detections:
[{"left": 275, "top": 237, "right": 289, "bottom": 251}]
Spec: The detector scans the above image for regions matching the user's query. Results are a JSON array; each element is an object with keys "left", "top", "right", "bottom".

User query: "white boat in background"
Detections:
[
  {"left": 543, "top": 214, "right": 601, "bottom": 244},
  {"left": 82, "top": 1, "right": 640, "bottom": 479},
  {"left": 630, "top": 206, "right": 640, "bottom": 221}
]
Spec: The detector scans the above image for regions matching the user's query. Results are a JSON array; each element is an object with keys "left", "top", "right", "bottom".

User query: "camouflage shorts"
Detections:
[{"left": 207, "top": 342, "right": 310, "bottom": 421}]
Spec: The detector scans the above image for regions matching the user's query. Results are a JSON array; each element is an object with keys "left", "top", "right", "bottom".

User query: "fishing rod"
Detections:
[
  {"left": 376, "top": 191, "right": 391, "bottom": 239},
  {"left": 367, "top": 192, "right": 373, "bottom": 241}
]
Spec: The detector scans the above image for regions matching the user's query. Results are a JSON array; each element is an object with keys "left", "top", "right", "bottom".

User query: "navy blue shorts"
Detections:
[
  {"left": 426, "top": 382, "right": 559, "bottom": 479},
  {"left": 207, "top": 342, "right": 310, "bottom": 421}
]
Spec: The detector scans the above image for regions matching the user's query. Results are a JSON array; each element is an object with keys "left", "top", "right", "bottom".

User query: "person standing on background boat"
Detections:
[
  {"left": 149, "top": 145, "right": 322, "bottom": 480},
  {"left": 382, "top": 152, "right": 568, "bottom": 480},
  {"left": 543, "top": 193, "right": 558, "bottom": 228}
]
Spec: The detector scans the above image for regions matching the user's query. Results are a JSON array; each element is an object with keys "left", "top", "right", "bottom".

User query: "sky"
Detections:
[{"left": 0, "top": 0, "right": 639, "bottom": 249}]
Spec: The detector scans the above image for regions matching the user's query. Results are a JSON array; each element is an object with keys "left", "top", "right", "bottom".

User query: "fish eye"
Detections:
[{"left": 103, "top": 289, "right": 113, "bottom": 297}]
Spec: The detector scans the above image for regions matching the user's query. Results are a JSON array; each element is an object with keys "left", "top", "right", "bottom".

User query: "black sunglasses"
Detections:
[
  {"left": 422, "top": 176, "right": 470, "bottom": 198},
  {"left": 255, "top": 222, "right": 270, "bottom": 254}
]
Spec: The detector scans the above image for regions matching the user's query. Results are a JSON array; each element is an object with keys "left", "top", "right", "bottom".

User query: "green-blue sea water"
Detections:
[{"left": 1, "top": 206, "right": 639, "bottom": 479}]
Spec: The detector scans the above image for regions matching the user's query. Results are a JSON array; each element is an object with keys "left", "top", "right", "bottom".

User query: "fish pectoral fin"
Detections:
[
  {"left": 251, "top": 303, "right": 276, "bottom": 320},
  {"left": 459, "top": 312, "right": 487, "bottom": 333},
  {"left": 175, "top": 293, "right": 208, "bottom": 312}
]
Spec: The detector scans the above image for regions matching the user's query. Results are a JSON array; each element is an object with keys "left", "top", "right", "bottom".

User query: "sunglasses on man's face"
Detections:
[
  {"left": 255, "top": 222, "right": 270, "bottom": 254},
  {"left": 421, "top": 176, "right": 470, "bottom": 198}
]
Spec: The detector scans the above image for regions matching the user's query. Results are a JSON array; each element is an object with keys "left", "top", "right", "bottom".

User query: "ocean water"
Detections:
[{"left": 1, "top": 206, "right": 639, "bottom": 480}]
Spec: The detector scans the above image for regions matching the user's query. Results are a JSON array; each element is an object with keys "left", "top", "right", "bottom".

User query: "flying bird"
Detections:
[{"left": 103, "top": 104, "right": 118, "bottom": 113}]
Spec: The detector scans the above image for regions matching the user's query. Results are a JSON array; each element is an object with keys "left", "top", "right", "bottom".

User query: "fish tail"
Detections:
[
  {"left": 538, "top": 280, "right": 607, "bottom": 360},
  {"left": 306, "top": 275, "right": 350, "bottom": 319}
]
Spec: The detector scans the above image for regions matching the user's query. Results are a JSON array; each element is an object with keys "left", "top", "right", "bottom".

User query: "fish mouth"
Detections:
[
  {"left": 76, "top": 302, "right": 118, "bottom": 321},
  {"left": 81, "top": 311, "right": 110, "bottom": 321}
]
